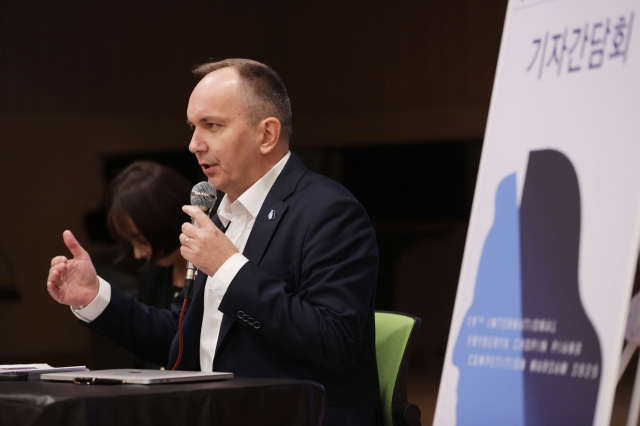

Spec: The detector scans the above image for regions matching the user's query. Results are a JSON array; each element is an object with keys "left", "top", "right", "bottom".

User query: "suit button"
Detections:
[
  {"left": 254, "top": 322, "right": 261, "bottom": 329},
  {"left": 237, "top": 311, "right": 244, "bottom": 319}
]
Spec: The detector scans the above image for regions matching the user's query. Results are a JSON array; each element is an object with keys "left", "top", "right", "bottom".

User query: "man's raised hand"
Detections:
[{"left": 46, "top": 230, "right": 100, "bottom": 308}]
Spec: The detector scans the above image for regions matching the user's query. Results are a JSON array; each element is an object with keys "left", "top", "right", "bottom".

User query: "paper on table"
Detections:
[{"left": 0, "top": 364, "right": 88, "bottom": 380}]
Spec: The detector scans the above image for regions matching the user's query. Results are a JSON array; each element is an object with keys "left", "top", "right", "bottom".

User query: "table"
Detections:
[{"left": 0, "top": 377, "right": 325, "bottom": 426}]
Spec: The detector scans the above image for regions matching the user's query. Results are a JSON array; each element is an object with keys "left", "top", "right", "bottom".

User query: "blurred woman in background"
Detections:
[
  {"left": 102, "top": 161, "right": 194, "bottom": 369},
  {"left": 106, "top": 160, "right": 193, "bottom": 309}
]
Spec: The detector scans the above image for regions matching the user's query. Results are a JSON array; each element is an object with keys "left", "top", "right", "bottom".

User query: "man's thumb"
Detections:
[{"left": 62, "top": 230, "right": 88, "bottom": 259}]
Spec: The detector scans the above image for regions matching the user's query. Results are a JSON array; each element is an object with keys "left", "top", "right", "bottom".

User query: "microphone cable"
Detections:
[
  {"left": 172, "top": 298, "right": 189, "bottom": 370},
  {"left": 171, "top": 182, "right": 217, "bottom": 371}
]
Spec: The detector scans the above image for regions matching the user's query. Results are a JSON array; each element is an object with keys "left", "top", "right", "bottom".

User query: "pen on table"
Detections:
[{"left": 73, "top": 377, "right": 126, "bottom": 385}]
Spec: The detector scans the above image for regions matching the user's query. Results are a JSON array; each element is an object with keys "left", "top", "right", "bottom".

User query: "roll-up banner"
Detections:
[{"left": 433, "top": 0, "right": 640, "bottom": 425}]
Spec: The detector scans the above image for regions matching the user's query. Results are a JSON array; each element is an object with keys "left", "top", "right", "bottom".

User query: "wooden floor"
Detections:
[{"left": 406, "top": 358, "right": 640, "bottom": 426}]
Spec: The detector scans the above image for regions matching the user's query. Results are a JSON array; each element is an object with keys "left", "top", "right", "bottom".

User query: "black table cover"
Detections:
[{"left": 0, "top": 377, "right": 324, "bottom": 426}]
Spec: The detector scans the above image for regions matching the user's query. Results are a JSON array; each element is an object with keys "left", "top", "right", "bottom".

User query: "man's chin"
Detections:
[{"left": 206, "top": 176, "right": 225, "bottom": 193}]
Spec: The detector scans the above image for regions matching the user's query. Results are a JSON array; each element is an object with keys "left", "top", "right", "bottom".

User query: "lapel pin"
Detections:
[{"left": 268, "top": 210, "right": 276, "bottom": 220}]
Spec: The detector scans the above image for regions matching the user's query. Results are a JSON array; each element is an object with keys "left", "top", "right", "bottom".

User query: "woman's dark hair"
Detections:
[{"left": 106, "top": 161, "right": 192, "bottom": 264}]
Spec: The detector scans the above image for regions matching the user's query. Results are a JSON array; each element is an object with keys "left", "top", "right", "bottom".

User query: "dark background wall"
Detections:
[{"left": 0, "top": 0, "right": 508, "bottom": 367}]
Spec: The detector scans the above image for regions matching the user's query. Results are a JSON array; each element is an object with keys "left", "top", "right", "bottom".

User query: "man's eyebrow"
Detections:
[
  {"left": 200, "top": 115, "right": 223, "bottom": 122},
  {"left": 186, "top": 116, "right": 224, "bottom": 127}
]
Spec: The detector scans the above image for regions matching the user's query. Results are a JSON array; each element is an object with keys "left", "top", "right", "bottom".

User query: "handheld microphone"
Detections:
[
  {"left": 173, "top": 181, "right": 216, "bottom": 371},
  {"left": 184, "top": 181, "right": 217, "bottom": 298}
]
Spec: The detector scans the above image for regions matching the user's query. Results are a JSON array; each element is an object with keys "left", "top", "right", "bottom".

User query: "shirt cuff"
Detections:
[
  {"left": 70, "top": 276, "right": 112, "bottom": 323},
  {"left": 208, "top": 253, "right": 248, "bottom": 301}
]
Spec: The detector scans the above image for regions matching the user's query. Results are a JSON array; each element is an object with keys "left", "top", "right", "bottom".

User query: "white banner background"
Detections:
[{"left": 434, "top": 0, "right": 640, "bottom": 424}]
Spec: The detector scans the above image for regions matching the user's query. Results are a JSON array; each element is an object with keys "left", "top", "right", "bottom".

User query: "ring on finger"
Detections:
[{"left": 185, "top": 236, "right": 190, "bottom": 244}]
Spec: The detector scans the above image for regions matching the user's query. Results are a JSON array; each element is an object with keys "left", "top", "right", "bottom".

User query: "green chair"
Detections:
[{"left": 375, "top": 311, "right": 422, "bottom": 426}]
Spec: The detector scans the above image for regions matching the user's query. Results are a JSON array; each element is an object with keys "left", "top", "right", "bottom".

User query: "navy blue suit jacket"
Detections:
[{"left": 87, "top": 153, "right": 382, "bottom": 426}]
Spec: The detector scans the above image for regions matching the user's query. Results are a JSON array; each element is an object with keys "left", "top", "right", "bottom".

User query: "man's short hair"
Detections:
[{"left": 193, "top": 59, "right": 292, "bottom": 140}]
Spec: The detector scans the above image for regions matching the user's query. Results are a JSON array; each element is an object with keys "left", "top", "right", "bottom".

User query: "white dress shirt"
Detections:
[{"left": 72, "top": 151, "right": 291, "bottom": 372}]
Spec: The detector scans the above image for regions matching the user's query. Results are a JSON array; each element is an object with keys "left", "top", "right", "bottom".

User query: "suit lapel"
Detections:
[
  {"left": 242, "top": 195, "right": 288, "bottom": 265},
  {"left": 213, "top": 195, "right": 289, "bottom": 355},
  {"left": 214, "top": 152, "right": 308, "bottom": 357},
  {"left": 243, "top": 152, "right": 308, "bottom": 264},
  {"left": 211, "top": 214, "right": 227, "bottom": 232}
]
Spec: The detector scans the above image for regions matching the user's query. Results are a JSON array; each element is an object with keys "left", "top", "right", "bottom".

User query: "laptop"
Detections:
[{"left": 40, "top": 369, "right": 233, "bottom": 385}]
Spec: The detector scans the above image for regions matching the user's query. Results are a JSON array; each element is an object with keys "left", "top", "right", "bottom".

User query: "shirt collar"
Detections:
[{"left": 217, "top": 151, "right": 291, "bottom": 227}]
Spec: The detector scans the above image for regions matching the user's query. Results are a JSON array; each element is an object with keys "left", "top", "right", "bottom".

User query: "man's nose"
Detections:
[{"left": 189, "top": 130, "right": 206, "bottom": 154}]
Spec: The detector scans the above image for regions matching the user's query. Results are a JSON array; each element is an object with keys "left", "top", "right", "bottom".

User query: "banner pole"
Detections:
[
  {"left": 620, "top": 344, "right": 637, "bottom": 382},
  {"left": 626, "top": 345, "right": 640, "bottom": 426}
]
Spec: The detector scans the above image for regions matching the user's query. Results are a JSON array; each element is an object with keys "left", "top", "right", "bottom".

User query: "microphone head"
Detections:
[{"left": 190, "top": 181, "right": 217, "bottom": 210}]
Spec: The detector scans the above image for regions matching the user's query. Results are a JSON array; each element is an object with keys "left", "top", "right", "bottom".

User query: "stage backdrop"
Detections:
[{"left": 433, "top": 0, "right": 640, "bottom": 425}]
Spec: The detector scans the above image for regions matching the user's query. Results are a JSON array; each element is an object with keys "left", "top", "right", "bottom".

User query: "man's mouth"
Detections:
[{"left": 199, "top": 162, "right": 215, "bottom": 173}]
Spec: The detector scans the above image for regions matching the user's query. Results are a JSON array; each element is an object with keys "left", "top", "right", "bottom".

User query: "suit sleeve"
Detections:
[
  {"left": 217, "top": 195, "right": 378, "bottom": 373},
  {"left": 82, "top": 285, "right": 181, "bottom": 366}
]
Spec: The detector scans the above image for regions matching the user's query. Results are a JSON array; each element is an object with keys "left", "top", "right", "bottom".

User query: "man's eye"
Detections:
[{"left": 208, "top": 123, "right": 218, "bottom": 129}]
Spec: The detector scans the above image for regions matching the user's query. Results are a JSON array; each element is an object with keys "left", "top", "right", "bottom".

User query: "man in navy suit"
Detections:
[{"left": 47, "top": 59, "right": 381, "bottom": 426}]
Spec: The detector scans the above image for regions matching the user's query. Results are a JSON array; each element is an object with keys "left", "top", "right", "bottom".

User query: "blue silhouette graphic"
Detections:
[
  {"left": 453, "top": 150, "right": 601, "bottom": 425},
  {"left": 453, "top": 174, "right": 524, "bottom": 426},
  {"left": 519, "top": 150, "right": 601, "bottom": 425}
]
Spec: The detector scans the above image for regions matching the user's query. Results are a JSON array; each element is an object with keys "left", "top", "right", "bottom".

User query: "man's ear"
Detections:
[{"left": 259, "top": 117, "right": 282, "bottom": 155}]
